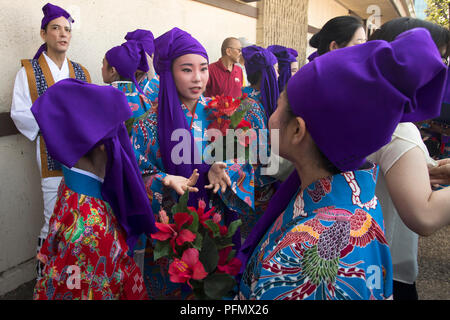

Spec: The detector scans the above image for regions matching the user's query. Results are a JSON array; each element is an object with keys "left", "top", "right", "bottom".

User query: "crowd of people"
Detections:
[{"left": 9, "top": 3, "right": 450, "bottom": 300}]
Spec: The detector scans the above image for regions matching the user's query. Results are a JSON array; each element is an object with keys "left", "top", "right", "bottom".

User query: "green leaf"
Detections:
[
  {"left": 229, "top": 110, "right": 247, "bottom": 129},
  {"left": 199, "top": 235, "right": 219, "bottom": 273},
  {"left": 192, "top": 232, "right": 203, "bottom": 251},
  {"left": 153, "top": 240, "right": 171, "bottom": 261},
  {"left": 203, "top": 273, "right": 236, "bottom": 300},
  {"left": 124, "top": 117, "right": 136, "bottom": 135},
  {"left": 226, "top": 219, "right": 242, "bottom": 238},
  {"left": 187, "top": 209, "right": 199, "bottom": 233},
  {"left": 203, "top": 220, "right": 220, "bottom": 238},
  {"left": 171, "top": 190, "right": 189, "bottom": 215}
]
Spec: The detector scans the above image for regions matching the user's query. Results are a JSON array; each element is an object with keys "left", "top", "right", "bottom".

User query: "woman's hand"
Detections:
[
  {"left": 162, "top": 169, "right": 199, "bottom": 195},
  {"left": 429, "top": 158, "right": 450, "bottom": 186},
  {"left": 206, "top": 162, "right": 231, "bottom": 194}
]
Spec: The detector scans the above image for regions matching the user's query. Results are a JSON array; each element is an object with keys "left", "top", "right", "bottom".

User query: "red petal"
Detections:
[
  {"left": 192, "top": 261, "right": 208, "bottom": 280},
  {"left": 181, "top": 248, "right": 200, "bottom": 268},
  {"left": 174, "top": 212, "right": 193, "bottom": 229},
  {"left": 176, "top": 229, "right": 196, "bottom": 246}
]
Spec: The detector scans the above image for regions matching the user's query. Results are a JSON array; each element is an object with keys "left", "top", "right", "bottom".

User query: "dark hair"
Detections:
[
  {"left": 247, "top": 70, "right": 262, "bottom": 86},
  {"left": 309, "top": 16, "right": 363, "bottom": 56},
  {"left": 104, "top": 59, "right": 132, "bottom": 82},
  {"left": 282, "top": 91, "right": 342, "bottom": 175},
  {"left": 369, "top": 17, "right": 450, "bottom": 57}
]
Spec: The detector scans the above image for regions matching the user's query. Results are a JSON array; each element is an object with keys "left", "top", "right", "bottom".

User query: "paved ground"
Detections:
[
  {"left": 1, "top": 226, "right": 449, "bottom": 300},
  {"left": 416, "top": 225, "right": 450, "bottom": 300}
]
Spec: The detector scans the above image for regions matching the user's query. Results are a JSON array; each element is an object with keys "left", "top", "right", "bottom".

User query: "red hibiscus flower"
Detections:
[
  {"left": 207, "top": 118, "right": 231, "bottom": 136},
  {"left": 236, "top": 119, "right": 251, "bottom": 130},
  {"left": 188, "top": 200, "right": 216, "bottom": 229},
  {"left": 168, "top": 248, "right": 208, "bottom": 288},
  {"left": 217, "top": 246, "right": 242, "bottom": 276},
  {"left": 151, "top": 212, "right": 196, "bottom": 253},
  {"left": 206, "top": 95, "right": 241, "bottom": 117}
]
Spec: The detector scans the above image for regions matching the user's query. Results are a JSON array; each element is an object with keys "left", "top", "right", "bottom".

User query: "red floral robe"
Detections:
[{"left": 33, "top": 181, "right": 148, "bottom": 300}]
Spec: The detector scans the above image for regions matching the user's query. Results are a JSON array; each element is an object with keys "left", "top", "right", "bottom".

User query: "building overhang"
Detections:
[{"left": 335, "top": 0, "right": 416, "bottom": 25}]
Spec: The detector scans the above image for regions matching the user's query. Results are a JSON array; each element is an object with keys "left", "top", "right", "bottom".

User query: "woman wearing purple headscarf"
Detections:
[
  {"left": 237, "top": 28, "right": 448, "bottom": 300},
  {"left": 267, "top": 45, "right": 299, "bottom": 93},
  {"left": 237, "top": 45, "right": 280, "bottom": 238},
  {"left": 139, "top": 28, "right": 255, "bottom": 299}
]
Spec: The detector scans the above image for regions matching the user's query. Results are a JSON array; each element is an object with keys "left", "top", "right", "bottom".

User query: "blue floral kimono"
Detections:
[
  {"left": 140, "top": 75, "right": 160, "bottom": 104},
  {"left": 133, "top": 95, "right": 255, "bottom": 299},
  {"left": 239, "top": 164, "right": 393, "bottom": 300},
  {"left": 240, "top": 86, "right": 278, "bottom": 238},
  {"left": 111, "top": 81, "right": 152, "bottom": 118},
  {"left": 110, "top": 81, "right": 155, "bottom": 265}
]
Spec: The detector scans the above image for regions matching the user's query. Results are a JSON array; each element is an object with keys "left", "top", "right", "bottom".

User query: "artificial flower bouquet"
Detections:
[
  {"left": 204, "top": 94, "right": 256, "bottom": 162},
  {"left": 151, "top": 191, "right": 242, "bottom": 299}
]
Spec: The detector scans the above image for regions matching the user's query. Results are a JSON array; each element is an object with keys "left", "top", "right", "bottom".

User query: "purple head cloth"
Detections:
[
  {"left": 307, "top": 51, "right": 319, "bottom": 62},
  {"left": 34, "top": 3, "right": 74, "bottom": 60},
  {"left": 125, "top": 29, "right": 155, "bottom": 56},
  {"left": 31, "top": 78, "right": 157, "bottom": 250},
  {"left": 153, "top": 27, "right": 211, "bottom": 207},
  {"left": 236, "top": 28, "right": 447, "bottom": 284},
  {"left": 125, "top": 29, "right": 155, "bottom": 73},
  {"left": 268, "top": 45, "right": 297, "bottom": 93},
  {"left": 242, "top": 45, "right": 279, "bottom": 118},
  {"left": 443, "top": 69, "right": 450, "bottom": 104},
  {"left": 288, "top": 28, "right": 447, "bottom": 172},
  {"left": 105, "top": 40, "right": 148, "bottom": 95}
]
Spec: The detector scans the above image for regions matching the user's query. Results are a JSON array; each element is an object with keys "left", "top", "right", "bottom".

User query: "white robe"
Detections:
[{"left": 10, "top": 52, "right": 70, "bottom": 240}]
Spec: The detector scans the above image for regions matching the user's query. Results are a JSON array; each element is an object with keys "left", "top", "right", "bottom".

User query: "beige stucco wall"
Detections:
[{"left": 0, "top": 0, "right": 256, "bottom": 295}]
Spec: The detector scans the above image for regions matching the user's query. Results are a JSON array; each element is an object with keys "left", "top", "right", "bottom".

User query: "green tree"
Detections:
[{"left": 425, "top": 0, "right": 449, "bottom": 29}]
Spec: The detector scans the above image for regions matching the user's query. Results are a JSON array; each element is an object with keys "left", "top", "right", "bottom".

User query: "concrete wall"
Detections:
[{"left": 0, "top": 0, "right": 256, "bottom": 295}]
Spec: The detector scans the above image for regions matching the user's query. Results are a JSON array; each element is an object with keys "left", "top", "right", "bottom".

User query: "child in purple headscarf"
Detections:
[
  {"left": 139, "top": 28, "right": 255, "bottom": 299},
  {"left": 237, "top": 28, "right": 448, "bottom": 300},
  {"left": 31, "top": 79, "right": 154, "bottom": 300},
  {"left": 102, "top": 39, "right": 158, "bottom": 273}
]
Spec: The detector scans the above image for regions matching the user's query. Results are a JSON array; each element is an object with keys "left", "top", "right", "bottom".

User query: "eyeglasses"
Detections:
[{"left": 228, "top": 47, "right": 242, "bottom": 53}]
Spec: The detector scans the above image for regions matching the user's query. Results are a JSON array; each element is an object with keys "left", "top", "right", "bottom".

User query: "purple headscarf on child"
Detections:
[
  {"left": 236, "top": 28, "right": 448, "bottom": 282},
  {"left": 105, "top": 40, "right": 149, "bottom": 94},
  {"left": 242, "top": 45, "right": 279, "bottom": 118},
  {"left": 31, "top": 78, "right": 157, "bottom": 251},
  {"left": 153, "top": 27, "right": 211, "bottom": 207},
  {"left": 34, "top": 3, "right": 74, "bottom": 60}
]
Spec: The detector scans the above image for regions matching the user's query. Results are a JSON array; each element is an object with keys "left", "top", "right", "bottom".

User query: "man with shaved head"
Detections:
[{"left": 205, "top": 37, "right": 244, "bottom": 98}]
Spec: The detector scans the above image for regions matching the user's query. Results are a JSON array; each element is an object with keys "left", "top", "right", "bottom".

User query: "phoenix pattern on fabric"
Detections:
[{"left": 240, "top": 164, "right": 393, "bottom": 300}]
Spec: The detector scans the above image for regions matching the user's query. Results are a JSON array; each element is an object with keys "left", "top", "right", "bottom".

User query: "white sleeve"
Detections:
[
  {"left": 10, "top": 67, "right": 39, "bottom": 141},
  {"left": 368, "top": 123, "right": 436, "bottom": 176}
]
